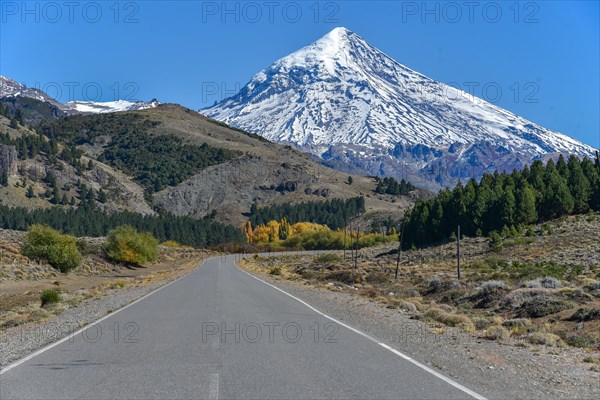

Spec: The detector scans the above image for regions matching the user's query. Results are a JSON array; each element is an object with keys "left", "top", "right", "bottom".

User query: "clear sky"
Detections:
[{"left": 1, "top": 1, "right": 598, "bottom": 148}]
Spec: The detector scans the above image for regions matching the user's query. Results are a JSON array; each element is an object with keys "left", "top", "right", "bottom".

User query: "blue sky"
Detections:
[{"left": 1, "top": 1, "right": 598, "bottom": 148}]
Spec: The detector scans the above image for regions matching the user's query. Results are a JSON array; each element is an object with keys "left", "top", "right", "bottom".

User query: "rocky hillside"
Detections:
[
  {"left": 0, "top": 113, "right": 153, "bottom": 215},
  {"left": 0, "top": 103, "right": 417, "bottom": 227}
]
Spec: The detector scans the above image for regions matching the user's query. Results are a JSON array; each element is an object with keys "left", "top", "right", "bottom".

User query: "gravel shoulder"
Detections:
[{"left": 239, "top": 262, "right": 600, "bottom": 400}]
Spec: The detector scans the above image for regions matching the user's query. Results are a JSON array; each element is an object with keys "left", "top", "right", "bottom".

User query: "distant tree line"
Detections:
[
  {"left": 375, "top": 176, "right": 416, "bottom": 195},
  {"left": 249, "top": 197, "right": 366, "bottom": 230},
  {"left": 403, "top": 154, "right": 600, "bottom": 249},
  {"left": 0, "top": 204, "right": 244, "bottom": 247}
]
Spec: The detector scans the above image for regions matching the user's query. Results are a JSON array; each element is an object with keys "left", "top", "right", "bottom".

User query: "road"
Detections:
[{"left": 1, "top": 255, "right": 486, "bottom": 399}]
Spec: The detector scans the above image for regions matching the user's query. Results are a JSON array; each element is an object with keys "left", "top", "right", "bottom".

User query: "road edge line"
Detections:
[
  {"left": 235, "top": 259, "right": 488, "bottom": 400},
  {"left": 0, "top": 258, "right": 208, "bottom": 375}
]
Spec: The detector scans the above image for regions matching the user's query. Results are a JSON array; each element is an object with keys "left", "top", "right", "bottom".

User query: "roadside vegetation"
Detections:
[
  {"left": 104, "top": 225, "right": 158, "bottom": 266},
  {"left": 0, "top": 226, "right": 211, "bottom": 332},
  {"left": 40, "top": 289, "right": 61, "bottom": 307},
  {"left": 22, "top": 224, "right": 82, "bottom": 272},
  {"left": 241, "top": 214, "right": 600, "bottom": 354}
]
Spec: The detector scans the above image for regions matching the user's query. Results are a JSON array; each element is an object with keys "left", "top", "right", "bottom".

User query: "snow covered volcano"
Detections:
[{"left": 202, "top": 27, "right": 597, "bottom": 186}]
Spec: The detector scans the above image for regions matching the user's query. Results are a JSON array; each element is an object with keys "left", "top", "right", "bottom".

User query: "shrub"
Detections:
[
  {"left": 585, "top": 281, "right": 600, "bottom": 291},
  {"left": 560, "top": 287, "right": 593, "bottom": 302},
  {"left": 425, "top": 307, "right": 475, "bottom": 332},
  {"left": 524, "top": 276, "right": 563, "bottom": 289},
  {"left": 568, "top": 307, "right": 600, "bottom": 322},
  {"left": 104, "top": 225, "right": 158, "bottom": 265},
  {"left": 469, "top": 280, "right": 508, "bottom": 308},
  {"left": 268, "top": 266, "right": 282, "bottom": 275},
  {"left": 502, "top": 318, "right": 534, "bottom": 335},
  {"left": 23, "top": 224, "right": 82, "bottom": 273},
  {"left": 314, "top": 253, "right": 342, "bottom": 264},
  {"left": 161, "top": 240, "right": 189, "bottom": 248},
  {"left": 517, "top": 297, "right": 575, "bottom": 318},
  {"left": 77, "top": 239, "right": 102, "bottom": 256},
  {"left": 324, "top": 270, "right": 362, "bottom": 285},
  {"left": 40, "top": 289, "right": 61, "bottom": 307},
  {"left": 504, "top": 237, "right": 534, "bottom": 247},
  {"left": 484, "top": 326, "right": 510, "bottom": 341},
  {"left": 366, "top": 271, "right": 389, "bottom": 284},
  {"left": 563, "top": 334, "right": 594, "bottom": 348},
  {"left": 425, "top": 276, "right": 454, "bottom": 294},
  {"left": 399, "top": 301, "right": 417, "bottom": 312},
  {"left": 488, "top": 231, "right": 503, "bottom": 252},
  {"left": 541, "top": 223, "right": 554, "bottom": 235},
  {"left": 479, "top": 280, "right": 508, "bottom": 292},
  {"left": 528, "top": 331, "right": 562, "bottom": 346},
  {"left": 474, "top": 318, "right": 493, "bottom": 331}
]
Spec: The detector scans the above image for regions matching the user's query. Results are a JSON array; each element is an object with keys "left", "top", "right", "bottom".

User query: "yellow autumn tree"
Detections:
[
  {"left": 279, "top": 217, "right": 290, "bottom": 240},
  {"left": 266, "top": 220, "right": 280, "bottom": 242},
  {"left": 252, "top": 224, "right": 270, "bottom": 243},
  {"left": 290, "top": 222, "right": 328, "bottom": 235},
  {"left": 243, "top": 221, "right": 253, "bottom": 243}
]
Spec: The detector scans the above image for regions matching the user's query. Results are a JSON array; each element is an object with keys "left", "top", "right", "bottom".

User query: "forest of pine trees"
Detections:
[
  {"left": 402, "top": 154, "right": 600, "bottom": 249},
  {"left": 375, "top": 176, "right": 416, "bottom": 195},
  {"left": 0, "top": 204, "right": 244, "bottom": 247},
  {"left": 249, "top": 197, "right": 366, "bottom": 230}
]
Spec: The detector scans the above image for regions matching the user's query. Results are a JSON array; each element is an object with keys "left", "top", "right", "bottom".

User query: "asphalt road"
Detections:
[{"left": 1, "top": 255, "right": 486, "bottom": 399}]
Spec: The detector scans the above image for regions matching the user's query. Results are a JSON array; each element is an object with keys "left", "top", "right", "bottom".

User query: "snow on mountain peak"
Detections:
[
  {"left": 65, "top": 99, "right": 160, "bottom": 114},
  {"left": 270, "top": 27, "right": 363, "bottom": 75},
  {"left": 1, "top": 75, "right": 160, "bottom": 116},
  {"left": 202, "top": 28, "right": 597, "bottom": 186},
  {"left": 0, "top": 75, "right": 56, "bottom": 103}
]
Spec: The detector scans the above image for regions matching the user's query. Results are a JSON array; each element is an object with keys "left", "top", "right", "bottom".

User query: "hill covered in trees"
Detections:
[
  {"left": 403, "top": 154, "right": 600, "bottom": 248},
  {"left": 249, "top": 197, "right": 366, "bottom": 230},
  {"left": 37, "top": 113, "right": 240, "bottom": 193}
]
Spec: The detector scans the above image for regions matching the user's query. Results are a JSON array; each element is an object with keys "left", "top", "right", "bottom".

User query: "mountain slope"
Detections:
[
  {"left": 202, "top": 27, "right": 597, "bottom": 186},
  {"left": 137, "top": 105, "right": 411, "bottom": 225},
  {"left": 0, "top": 75, "right": 159, "bottom": 119},
  {"left": 0, "top": 76, "right": 68, "bottom": 109},
  {"left": 0, "top": 76, "right": 78, "bottom": 124},
  {"left": 1, "top": 104, "right": 412, "bottom": 226}
]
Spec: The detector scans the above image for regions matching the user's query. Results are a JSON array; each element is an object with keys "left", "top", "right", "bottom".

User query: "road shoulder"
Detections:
[{"left": 237, "top": 258, "right": 600, "bottom": 400}]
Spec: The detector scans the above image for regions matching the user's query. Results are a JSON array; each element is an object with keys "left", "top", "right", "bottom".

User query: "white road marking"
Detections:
[
  {"left": 236, "top": 259, "right": 488, "bottom": 400},
  {"left": 209, "top": 373, "right": 220, "bottom": 399},
  {"left": 0, "top": 260, "right": 206, "bottom": 375}
]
